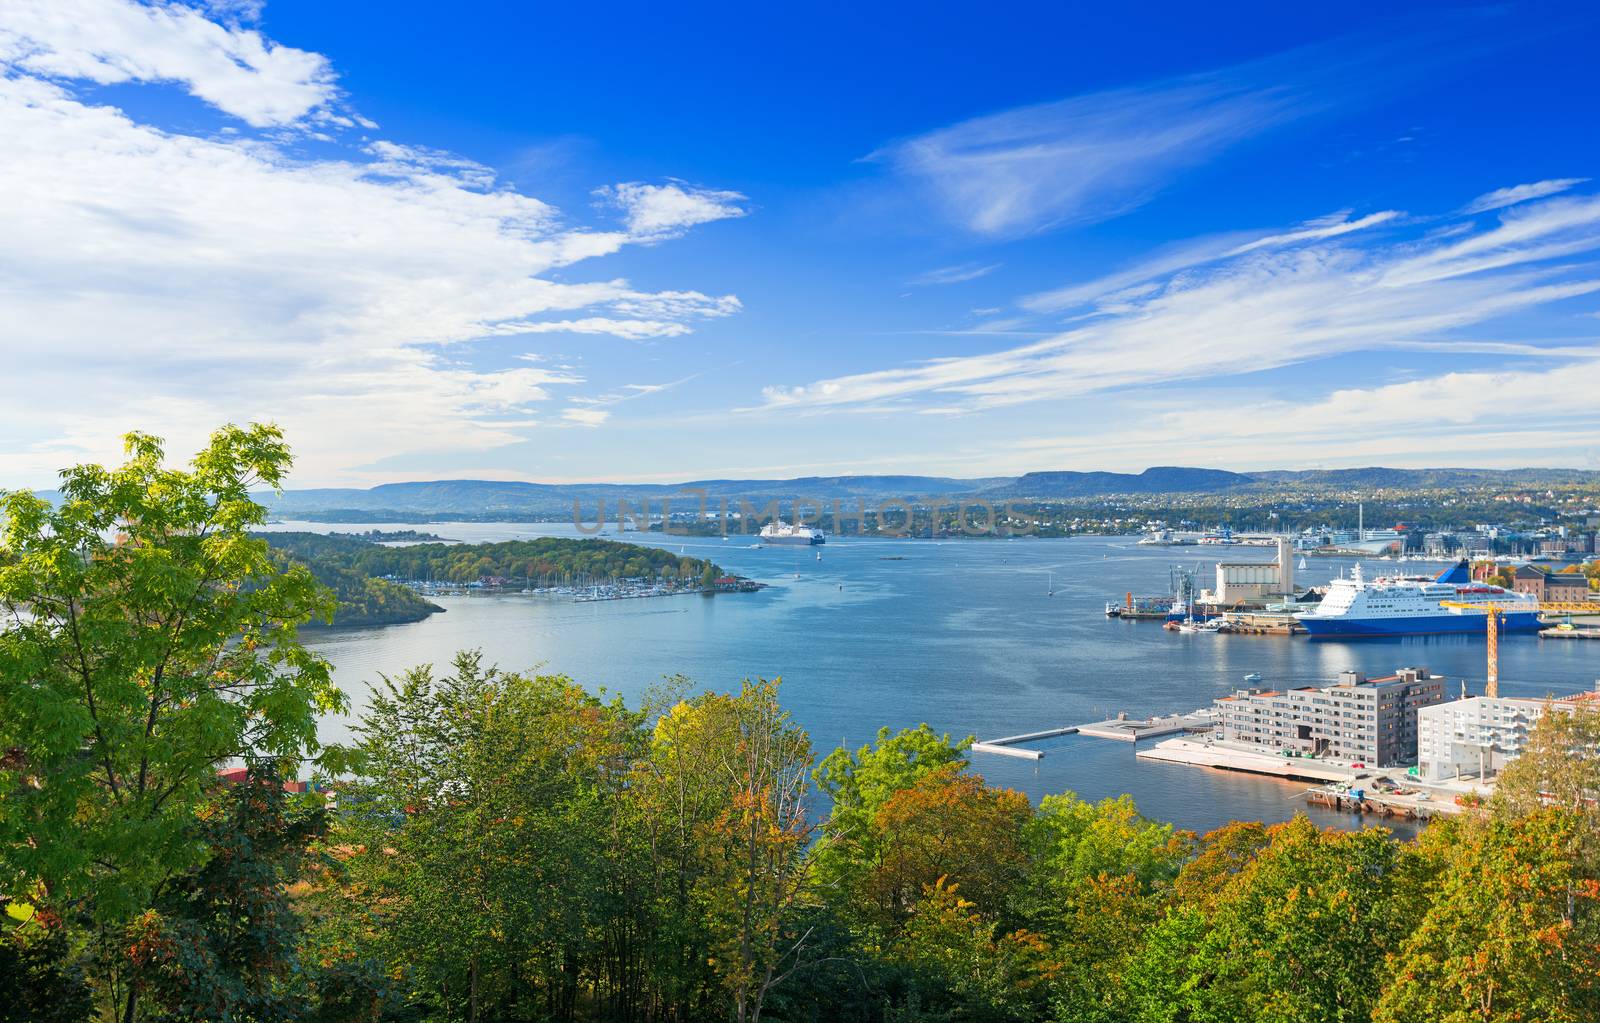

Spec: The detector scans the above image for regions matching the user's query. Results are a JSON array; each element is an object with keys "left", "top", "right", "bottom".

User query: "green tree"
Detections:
[
  {"left": 636, "top": 678, "right": 815, "bottom": 1023},
  {"left": 1374, "top": 811, "right": 1600, "bottom": 1023},
  {"left": 1495, "top": 702, "right": 1600, "bottom": 864},
  {"left": 0, "top": 425, "right": 345, "bottom": 1022},
  {"left": 1015, "top": 793, "right": 1191, "bottom": 1021},
  {"left": 326, "top": 651, "right": 638, "bottom": 1023},
  {"left": 121, "top": 765, "right": 325, "bottom": 1023},
  {"left": 810, "top": 724, "right": 970, "bottom": 920},
  {"left": 1172, "top": 817, "right": 1405, "bottom": 1023},
  {"left": 890, "top": 878, "right": 1059, "bottom": 1023},
  {"left": 0, "top": 922, "right": 95, "bottom": 1023}
]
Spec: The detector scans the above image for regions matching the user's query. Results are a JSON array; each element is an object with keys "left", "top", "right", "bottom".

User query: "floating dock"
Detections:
[
  {"left": 1218, "top": 612, "right": 1307, "bottom": 636},
  {"left": 971, "top": 726, "right": 1079, "bottom": 760},
  {"left": 1541, "top": 625, "right": 1600, "bottom": 640},
  {"left": 1075, "top": 711, "right": 1215, "bottom": 742},
  {"left": 973, "top": 712, "right": 1214, "bottom": 759}
]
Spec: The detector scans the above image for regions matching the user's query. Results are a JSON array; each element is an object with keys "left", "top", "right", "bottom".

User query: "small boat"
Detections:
[
  {"left": 815, "top": 550, "right": 821, "bottom": 561},
  {"left": 1243, "top": 672, "right": 1263, "bottom": 683},
  {"left": 1297, "top": 557, "right": 1308, "bottom": 570}
]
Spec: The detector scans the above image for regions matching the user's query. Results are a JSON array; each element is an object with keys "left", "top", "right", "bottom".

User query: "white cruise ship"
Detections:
[
  {"left": 758, "top": 521, "right": 827, "bottom": 545},
  {"left": 1296, "top": 560, "right": 1540, "bottom": 637}
]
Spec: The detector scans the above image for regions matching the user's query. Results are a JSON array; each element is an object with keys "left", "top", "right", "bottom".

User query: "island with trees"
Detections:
[{"left": 262, "top": 530, "right": 728, "bottom": 596}]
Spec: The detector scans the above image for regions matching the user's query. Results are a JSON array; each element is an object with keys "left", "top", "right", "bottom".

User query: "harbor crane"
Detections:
[{"left": 1440, "top": 599, "right": 1600, "bottom": 698}]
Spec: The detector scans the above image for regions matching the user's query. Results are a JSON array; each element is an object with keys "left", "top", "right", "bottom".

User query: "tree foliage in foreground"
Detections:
[
  {"left": 7, "top": 428, "right": 1600, "bottom": 1022},
  {"left": 0, "top": 425, "right": 346, "bottom": 1023}
]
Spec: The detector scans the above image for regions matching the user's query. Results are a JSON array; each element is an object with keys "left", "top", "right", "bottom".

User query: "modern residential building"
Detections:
[
  {"left": 1417, "top": 685, "right": 1600, "bottom": 783},
  {"left": 1214, "top": 667, "right": 1446, "bottom": 766}
]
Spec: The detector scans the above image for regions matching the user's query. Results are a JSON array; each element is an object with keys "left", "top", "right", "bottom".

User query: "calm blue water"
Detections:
[{"left": 270, "top": 522, "right": 1600, "bottom": 836}]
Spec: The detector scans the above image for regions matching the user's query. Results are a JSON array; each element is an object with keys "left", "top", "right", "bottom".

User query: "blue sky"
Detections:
[{"left": 2, "top": 1, "right": 1599, "bottom": 487}]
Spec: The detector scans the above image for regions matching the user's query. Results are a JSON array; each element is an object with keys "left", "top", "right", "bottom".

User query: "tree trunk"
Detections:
[{"left": 470, "top": 955, "right": 480, "bottom": 1023}]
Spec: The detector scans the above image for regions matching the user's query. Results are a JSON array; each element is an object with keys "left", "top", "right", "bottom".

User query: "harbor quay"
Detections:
[{"left": 978, "top": 662, "right": 1600, "bottom": 822}]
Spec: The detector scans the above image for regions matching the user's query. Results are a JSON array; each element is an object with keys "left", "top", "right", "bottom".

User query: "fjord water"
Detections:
[{"left": 279, "top": 522, "right": 1600, "bottom": 836}]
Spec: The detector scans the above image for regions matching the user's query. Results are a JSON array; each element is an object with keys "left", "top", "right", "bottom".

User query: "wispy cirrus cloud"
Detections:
[
  {"left": 0, "top": 1, "right": 747, "bottom": 484},
  {"left": 1022, "top": 210, "right": 1401, "bottom": 313},
  {"left": 867, "top": 48, "right": 1333, "bottom": 238},
  {"left": 1461, "top": 177, "right": 1588, "bottom": 215},
  {"left": 908, "top": 262, "right": 1002, "bottom": 286},
  {"left": 755, "top": 188, "right": 1600, "bottom": 415}
]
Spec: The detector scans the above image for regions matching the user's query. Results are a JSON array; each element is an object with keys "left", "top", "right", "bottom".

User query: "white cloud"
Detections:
[
  {"left": 908, "top": 262, "right": 1002, "bottom": 286},
  {"left": 1462, "top": 178, "right": 1588, "bottom": 216},
  {"left": 490, "top": 318, "right": 695, "bottom": 340},
  {"left": 1224, "top": 209, "right": 1401, "bottom": 255},
  {"left": 870, "top": 72, "right": 1304, "bottom": 237},
  {"left": 561, "top": 407, "right": 611, "bottom": 427},
  {"left": 1023, "top": 211, "right": 1399, "bottom": 313},
  {"left": 598, "top": 180, "right": 747, "bottom": 239},
  {"left": 0, "top": 7, "right": 746, "bottom": 485},
  {"left": 1162, "top": 362, "right": 1600, "bottom": 439},
  {"left": 0, "top": 0, "right": 338, "bottom": 127},
  {"left": 756, "top": 187, "right": 1600, "bottom": 414}
]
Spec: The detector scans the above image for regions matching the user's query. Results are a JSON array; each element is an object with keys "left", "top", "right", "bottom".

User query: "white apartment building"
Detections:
[{"left": 1417, "top": 685, "right": 1600, "bottom": 782}]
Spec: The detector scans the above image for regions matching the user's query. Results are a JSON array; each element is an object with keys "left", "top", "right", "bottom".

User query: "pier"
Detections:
[
  {"left": 1076, "top": 711, "right": 1215, "bottom": 742},
  {"left": 971, "top": 726, "right": 1078, "bottom": 760},
  {"left": 1541, "top": 625, "right": 1600, "bottom": 640},
  {"left": 972, "top": 711, "right": 1214, "bottom": 759}
]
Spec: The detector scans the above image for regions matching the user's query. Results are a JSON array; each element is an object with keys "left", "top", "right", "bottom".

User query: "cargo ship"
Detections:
[
  {"left": 1295, "top": 560, "right": 1540, "bottom": 637},
  {"left": 758, "top": 521, "right": 827, "bottom": 545}
]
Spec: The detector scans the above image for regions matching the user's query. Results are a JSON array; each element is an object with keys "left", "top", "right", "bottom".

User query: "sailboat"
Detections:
[
  {"left": 815, "top": 549, "right": 821, "bottom": 561},
  {"left": 1297, "top": 556, "right": 1307, "bottom": 570},
  {"left": 1047, "top": 571, "right": 1054, "bottom": 597}
]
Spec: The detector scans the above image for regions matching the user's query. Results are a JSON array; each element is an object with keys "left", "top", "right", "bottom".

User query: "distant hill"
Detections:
[
  {"left": 260, "top": 474, "right": 1013, "bottom": 518},
  {"left": 25, "top": 465, "right": 1600, "bottom": 521},
  {"left": 1249, "top": 467, "right": 1600, "bottom": 488},
  {"left": 990, "top": 466, "right": 1257, "bottom": 498}
]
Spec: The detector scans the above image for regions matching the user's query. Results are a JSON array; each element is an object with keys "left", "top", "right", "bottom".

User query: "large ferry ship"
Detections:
[
  {"left": 758, "top": 521, "right": 827, "bottom": 545},
  {"left": 1295, "top": 560, "right": 1540, "bottom": 637}
]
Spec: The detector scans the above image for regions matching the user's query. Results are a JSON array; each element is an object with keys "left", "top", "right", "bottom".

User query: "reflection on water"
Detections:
[{"left": 287, "top": 522, "right": 1599, "bottom": 837}]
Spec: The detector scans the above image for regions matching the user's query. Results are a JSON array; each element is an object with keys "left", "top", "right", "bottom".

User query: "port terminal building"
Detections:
[
  {"left": 1203, "top": 538, "right": 1297, "bottom": 605},
  {"left": 1214, "top": 667, "right": 1446, "bottom": 766}
]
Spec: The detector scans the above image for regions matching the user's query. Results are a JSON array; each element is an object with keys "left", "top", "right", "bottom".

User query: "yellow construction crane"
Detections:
[{"left": 1441, "top": 599, "right": 1600, "bottom": 698}]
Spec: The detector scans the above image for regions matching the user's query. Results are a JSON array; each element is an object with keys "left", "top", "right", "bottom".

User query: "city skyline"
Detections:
[{"left": 3, "top": 1, "right": 1600, "bottom": 488}]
